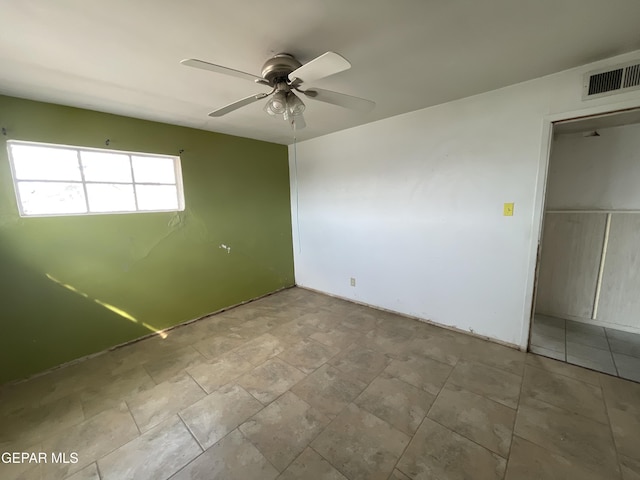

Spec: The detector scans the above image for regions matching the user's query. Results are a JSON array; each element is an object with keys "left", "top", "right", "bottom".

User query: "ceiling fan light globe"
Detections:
[
  {"left": 264, "top": 100, "right": 286, "bottom": 116},
  {"left": 265, "top": 91, "right": 287, "bottom": 115},
  {"left": 272, "top": 103, "right": 287, "bottom": 114},
  {"left": 289, "top": 103, "right": 306, "bottom": 116},
  {"left": 287, "top": 93, "right": 306, "bottom": 116}
]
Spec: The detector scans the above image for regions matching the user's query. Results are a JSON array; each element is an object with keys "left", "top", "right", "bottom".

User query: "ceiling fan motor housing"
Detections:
[{"left": 261, "top": 53, "right": 302, "bottom": 86}]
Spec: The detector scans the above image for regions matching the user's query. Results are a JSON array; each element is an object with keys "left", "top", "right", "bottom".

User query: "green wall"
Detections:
[{"left": 0, "top": 95, "right": 294, "bottom": 384}]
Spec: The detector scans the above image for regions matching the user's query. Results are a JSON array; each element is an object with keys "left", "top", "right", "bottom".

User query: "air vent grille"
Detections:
[
  {"left": 623, "top": 64, "right": 640, "bottom": 88},
  {"left": 588, "top": 69, "right": 623, "bottom": 95},
  {"left": 583, "top": 60, "right": 640, "bottom": 100}
]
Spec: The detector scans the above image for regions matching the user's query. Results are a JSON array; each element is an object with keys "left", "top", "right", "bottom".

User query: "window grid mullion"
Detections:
[
  {"left": 14, "top": 179, "right": 176, "bottom": 186},
  {"left": 76, "top": 149, "right": 90, "bottom": 213},
  {"left": 127, "top": 154, "right": 140, "bottom": 211}
]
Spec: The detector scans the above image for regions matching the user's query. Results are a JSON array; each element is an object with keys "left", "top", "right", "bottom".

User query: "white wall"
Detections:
[
  {"left": 546, "top": 124, "right": 640, "bottom": 210},
  {"left": 289, "top": 50, "right": 640, "bottom": 349}
]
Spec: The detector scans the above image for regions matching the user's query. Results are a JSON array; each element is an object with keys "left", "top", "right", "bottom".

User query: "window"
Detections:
[{"left": 6, "top": 140, "right": 185, "bottom": 217}]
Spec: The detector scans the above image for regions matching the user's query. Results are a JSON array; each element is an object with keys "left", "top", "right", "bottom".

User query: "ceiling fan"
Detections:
[{"left": 181, "top": 52, "right": 375, "bottom": 129}]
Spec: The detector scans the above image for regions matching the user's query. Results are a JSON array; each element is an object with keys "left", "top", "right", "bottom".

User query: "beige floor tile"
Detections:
[
  {"left": 179, "top": 383, "right": 263, "bottom": 449},
  {"left": 192, "top": 334, "right": 245, "bottom": 360},
  {"left": 309, "top": 326, "right": 363, "bottom": 350},
  {"left": 410, "top": 319, "right": 444, "bottom": 338},
  {"left": 607, "top": 406, "right": 640, "bottom": 462},
  {"left": 526, "top": 353, "right": 601, "bottom": 386},
  {"left": 237, "top": 358, "right": 306, "bottom": 404},
  {"left": 202, "top": 311, "right": 243, "bottom": 329},
  {"left": 389, "top": 469, "right": 412, "bottom": 480},
  {"left": 80, "top": 365, "right": 156, "bottom": 418},
  {"left": 505, "top": 436, "right": 609, "bottom": 480},
  {"left": 64, "top": 463, "right": 100, "bottom": 480},
  {"left": 447, "top": 361, "right": 522, "bottom": 409},
  {"left": 239, "top": 391, "right": 330, "bottom": 471},
  {"left": 40, "top": 402, "right": 138, "bottom": 479},
  {"left": 375, "top": 312, "right": 421, "bottom": 334},
  {"left": 4, "top": 356, "right": 111, "bottom": 409},
  {"left": 403, "top": 335, "right": 461, "bottom": 366},
  {"left": 5, "top": 288, "right": 638, "bottom": 480},
  {"left": 328, "top": 344, "right": 391, "bottom": 384},
  {"left": 98, "top": 416, "right": 202, "bottom": 480},
  {"left": 384, "top": 356, "right": 452, "bottom": 396},
  {"left": 292, "top": 314, "right": 339, "bottom": 333},
  {"left": 514, "top": 397, "right": 620, "bottom": 478},
  {"left": 108, "top": 336, "right": 188, "bottom": 373},
  {"left": 162, "top": 318, "right": 223, "bottom": 346},
  {"left": 355, "top": 374, "right": 434, "bottom": 435},
  {"left": 169, "top": 429, "right": 279, "bottom": 480},
  {"left": 278, "top": 448, "right": 348, "bottom": 480},
  {"left": 521, "top": 365, "right": 608, "bottom": 424},
  {"left": 397, "top": 417, "right": 506, "bottom": 480},
  {"left": 66, "top": 350, "right": 129, "bottom": 377},
  {"left": 360, "top": 327, "right": 415, "bottom": 358},
  {"left": 312, "top": 403, "right": 410, "bottom": 480},
  {"left": 233, "top": 333, "right": 290, "bottom": 366},
  {"left": 277, "top": 339, "right": 340, "bottom": 374},
  {"left": 269, "top": 322, "right": 321, "bottom": 345},
  {"left": 600, "top": 373, "right": 640, "bottom": 414},
  {"left": 229, "top": 317, "right": 280, "bottom": 340},
  {"left": 428, "top": 384, "right": 515, "bottom": 457},
  {"left": 127, "top": 373, "right": 206, "bottom": 432},
  {"left": 291, "top": 364, "right": 367, "bottom": 418},
  {"left": 621, "top": 455, "right": 640, "bottom": 480},
  {"left": 0, "top": 458, "right": 42, "bottom": 480},
  {"left": 462, "top": 340, "right": 526, "bottom": 376},
  {"left": 187, "top": 351, "right": 253, "bottom": 394},
  {"left": 0, "top": 381, "right": 42, "bottom": 417},
  {"left": 1, "top": 394, "right": 85, "bottom": 451},
  {"left": 142, "top": 346, "right": 206, "bottom": 383},
  {"left": 340, "top": 312, "right": 379, "bottom": 333},
  {"left": 600, "top": 375, "right": 640, "bottom": 461}
]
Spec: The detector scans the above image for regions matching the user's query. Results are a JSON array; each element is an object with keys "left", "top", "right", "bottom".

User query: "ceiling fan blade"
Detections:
[
  {"left": 288, "top": 52, "right": 351, "bottom": 84},
  {"left": 181, "top": 58, "right": 265, "bottom": 83},
  {"left": 302, "top": 88, "right": 375, "bottom": 113},
  {"left": 208, "top": 93, "right": 269, "bottom": 117}
]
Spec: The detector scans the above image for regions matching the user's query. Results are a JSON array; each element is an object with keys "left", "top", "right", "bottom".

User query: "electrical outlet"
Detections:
[{"left": 350, "top": 277, "right": 356, "bottom": 287}]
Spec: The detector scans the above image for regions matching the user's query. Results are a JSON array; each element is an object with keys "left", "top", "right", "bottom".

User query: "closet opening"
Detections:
[{"left": 529, "top": 108, "right": 640, "bottom": 382}]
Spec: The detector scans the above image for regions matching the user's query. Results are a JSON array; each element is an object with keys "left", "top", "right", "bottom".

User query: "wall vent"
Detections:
[
  {"left": 583, "top": 60, "right": 640, "bottom": 100},
  {"left": 623, "top": 64, "right": 640, "bottom": 88}
]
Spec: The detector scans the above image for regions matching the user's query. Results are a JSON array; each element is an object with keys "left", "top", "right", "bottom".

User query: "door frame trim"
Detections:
[{"left": 521, "top": 98, "right": 640, "bottom": 350}]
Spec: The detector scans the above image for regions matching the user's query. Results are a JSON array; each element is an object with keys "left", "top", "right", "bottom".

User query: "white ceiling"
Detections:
[{"left": 1, "top": 1, "right": 640, "bottom": 145}]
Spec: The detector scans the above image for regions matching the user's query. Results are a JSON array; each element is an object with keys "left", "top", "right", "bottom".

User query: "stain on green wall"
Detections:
[{"left": 0, "top": 95, "right": 294, "bottom": 384}]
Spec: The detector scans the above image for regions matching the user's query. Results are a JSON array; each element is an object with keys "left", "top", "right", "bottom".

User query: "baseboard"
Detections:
[
  {"left": 296, "top": 284, "right": 523, "bottom": 352},
  {"left": 2, "top": 284, "right": 295, "bottom": 388}
]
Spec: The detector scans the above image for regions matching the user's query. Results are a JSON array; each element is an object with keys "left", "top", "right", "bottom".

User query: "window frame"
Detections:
[{"left": 6, "top": 140, "right": 185, "bottom": 218}]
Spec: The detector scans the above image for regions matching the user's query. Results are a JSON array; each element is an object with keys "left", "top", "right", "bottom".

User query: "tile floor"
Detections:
[
  {"left": 1, "top": 288, "right": 639, "bottom": 480},
  {"left": 530, "top": 313, "right": 640, "bottom": 382}
]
